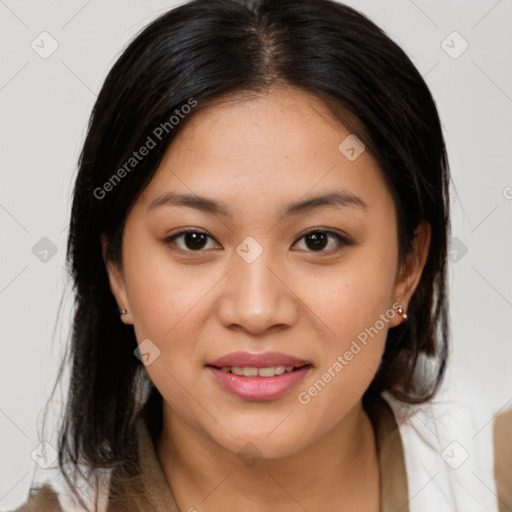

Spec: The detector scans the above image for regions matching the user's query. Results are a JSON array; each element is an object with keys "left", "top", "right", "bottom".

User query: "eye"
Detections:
[
  {"left": 164, "top": 230, "right": 220, "bottom": 252},
  {"left": 292, "top": 229, "right": 354, "bottom": 254},
  {"left": 164, "top": 228, "right": 354, "bottom": 254}
]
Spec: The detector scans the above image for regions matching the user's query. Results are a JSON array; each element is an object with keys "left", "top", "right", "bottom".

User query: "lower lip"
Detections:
[{"left": 207, "top": 365, "right": 311, "bottom": 401}]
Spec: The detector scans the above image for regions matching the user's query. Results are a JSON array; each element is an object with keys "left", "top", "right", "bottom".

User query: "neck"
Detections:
[{"left": 156, "top": 400, "right": 380, "bottom": 512}]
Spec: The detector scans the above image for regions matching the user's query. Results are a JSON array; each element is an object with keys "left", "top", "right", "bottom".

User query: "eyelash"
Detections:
[{"left": 164, "top": 228, "right": 355, "bottom": 255}]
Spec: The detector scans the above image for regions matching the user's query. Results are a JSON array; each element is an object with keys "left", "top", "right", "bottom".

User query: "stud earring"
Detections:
[
  {"left": 119, "top": 309, "right": 128, "bottom": 316},
  {"left": 397, "top": 306, "right": 408, "bottom": 321}
]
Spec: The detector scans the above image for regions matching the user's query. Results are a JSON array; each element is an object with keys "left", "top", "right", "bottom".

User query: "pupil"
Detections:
[
  {"left": 306, "top": 232, "right": 327, "bottom": 251},
  {"left": 185, "top": 232, "right": 207, "bottom": 250}
]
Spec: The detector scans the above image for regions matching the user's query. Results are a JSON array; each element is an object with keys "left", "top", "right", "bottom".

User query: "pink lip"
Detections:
[
  {"left": 207, "top": 365, "right": 311, "bottom": 401},
  {"left": 206, "top": 351, "right": 310, "bottom": 368}
]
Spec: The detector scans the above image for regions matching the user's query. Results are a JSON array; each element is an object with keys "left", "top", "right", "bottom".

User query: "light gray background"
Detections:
[{"left": 1, "top": 0, "right": 511, "bottom": 509}]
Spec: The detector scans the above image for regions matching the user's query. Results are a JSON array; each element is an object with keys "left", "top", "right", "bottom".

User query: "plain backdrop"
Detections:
[{"left": 1, "top": 0, "right": 511, "bottom": 509}]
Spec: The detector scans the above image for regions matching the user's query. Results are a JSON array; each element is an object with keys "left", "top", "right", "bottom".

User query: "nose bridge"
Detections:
[{"left": 217, "top": 236, "right": 298, "bottom": 333}]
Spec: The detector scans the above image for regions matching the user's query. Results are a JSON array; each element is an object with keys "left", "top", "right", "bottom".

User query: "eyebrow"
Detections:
[{"left": 147, "top": 190, "right": 367, "bottom": 218}]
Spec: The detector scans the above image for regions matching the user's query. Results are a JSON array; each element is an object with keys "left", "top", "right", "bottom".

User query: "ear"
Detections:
[
  {"left": 100, "top": 234, "right": 133, "bottom": 325},
  {"left": 389, "top": 221, "right": 431, "bottom": 327}
]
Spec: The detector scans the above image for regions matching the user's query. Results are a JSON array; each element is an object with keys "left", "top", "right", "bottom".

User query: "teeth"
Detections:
[
  {"left": 219, "top": 365, "right": 299, "bottom": 377},
  {"left": 259, "top": 365, "right": 284, "bottom": 377},
  {"left": 243, "top": 367, "right": 258, "bottom": 377}
]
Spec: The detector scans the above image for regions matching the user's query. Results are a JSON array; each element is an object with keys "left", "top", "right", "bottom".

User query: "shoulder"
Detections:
[
  {"left": 494, "top": 406, "right": 512, "bottom": 455},
  {"left": 493, "top": 407, "right": 512, "bottom": 512},
  {"left": 5, "top": 466, "right": 112, "bottom": 512},
  {"left": 382, "top": 388, "right": 501, "bottom": 511},
  {"left": 7, "top": 484, "right": 63, "bottom": 512}
]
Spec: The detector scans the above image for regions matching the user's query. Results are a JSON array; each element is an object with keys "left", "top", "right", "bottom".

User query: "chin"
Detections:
[{"left": 211, "top": 420, "right": 311, "bottom": 462}]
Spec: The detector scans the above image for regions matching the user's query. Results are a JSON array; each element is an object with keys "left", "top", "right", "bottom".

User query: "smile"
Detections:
[{"left": 206, "top": 364, "right": 312, "bottom": 400}]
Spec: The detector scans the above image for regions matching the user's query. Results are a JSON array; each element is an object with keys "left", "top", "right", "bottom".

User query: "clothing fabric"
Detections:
[
  {"left": 384, "top": 390, "right": 501, "bottom": 512},
  {"left": 6, "top": 391, "right": 509, "bottom": 512},
  {"left": 494, "top": 407, "right": 512, "bottom": 512}
]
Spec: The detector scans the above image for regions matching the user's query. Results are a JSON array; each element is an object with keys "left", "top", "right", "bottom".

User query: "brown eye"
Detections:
[
  {"left": 304, "top": 231, "right": 329, "bottom": 251},
  {"left": 293, "top": 229, "right": 354, "bottom": 253},
  {"left": 165, "top": 230, "right": 219, "bottom": 252}
]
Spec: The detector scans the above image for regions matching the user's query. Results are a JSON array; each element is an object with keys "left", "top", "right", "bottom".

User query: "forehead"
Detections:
[{"left": 138, "top": 86, "right": 392, "bottom": 216}]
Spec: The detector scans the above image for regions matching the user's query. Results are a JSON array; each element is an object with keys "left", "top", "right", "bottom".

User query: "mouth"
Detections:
[
  {"left": 206, "top": 363, "right": 312, "bottom": 401},
  {"left": 205, "top": 351, "right": 313, "bottom": 400}
]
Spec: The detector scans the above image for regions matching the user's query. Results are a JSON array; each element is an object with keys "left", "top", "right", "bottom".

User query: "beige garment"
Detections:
[
  {"left": 9, "top": 394, "right": 409, "bottom": 512},
  {"left": 494, "top": 407, "right": 512, "bottom": 512}
]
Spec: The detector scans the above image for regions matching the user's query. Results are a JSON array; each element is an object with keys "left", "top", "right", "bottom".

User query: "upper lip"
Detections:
[{"left": 206, "top": 351, "right": 311, "bottom": 368}]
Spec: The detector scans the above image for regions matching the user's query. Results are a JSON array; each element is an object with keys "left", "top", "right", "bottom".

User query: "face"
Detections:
[{"left": 104, "top": 86, "right": 429, "bottom": 459}]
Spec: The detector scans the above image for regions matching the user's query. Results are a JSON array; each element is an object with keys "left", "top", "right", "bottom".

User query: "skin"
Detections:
[{"left": 103, "top": 86, "right": 430, "bottom": 511}]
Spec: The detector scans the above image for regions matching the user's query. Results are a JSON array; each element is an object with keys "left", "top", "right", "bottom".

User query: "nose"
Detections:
[{"left": 215, "top": 247, "right": 300, "bottom": 335}]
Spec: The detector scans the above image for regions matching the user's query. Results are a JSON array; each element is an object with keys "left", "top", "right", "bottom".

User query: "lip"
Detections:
[
  {"left": 207, "top": 365, "right": 311, "bottom": 401},
  {"left": 206, "top": 351, "right": 311, "bottom": 369}
]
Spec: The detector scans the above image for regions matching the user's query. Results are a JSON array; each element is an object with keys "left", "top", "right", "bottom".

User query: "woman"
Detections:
[{"left": 9, "top": 0, "right": 510, "bottom": 511}]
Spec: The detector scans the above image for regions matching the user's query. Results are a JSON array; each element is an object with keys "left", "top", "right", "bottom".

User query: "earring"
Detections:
[
  {"left": 119, "top": 309, "right": 128, "bottom": 315},
  {"left": 397, "top": 306, "right": 408, "bottom": 321}
]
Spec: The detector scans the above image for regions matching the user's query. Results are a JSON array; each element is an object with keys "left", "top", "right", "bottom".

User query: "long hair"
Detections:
[{"left": 37, "top": 0, "right": 449, "bottom": 509}]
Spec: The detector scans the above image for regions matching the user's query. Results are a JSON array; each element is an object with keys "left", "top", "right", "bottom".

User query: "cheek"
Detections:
[
  {"left": 299, "top": 245, "right": 398, "bottom": 349},
  {"left": 294, "top": 263, "right": 395, "bottom": 430},
  {"left": 121, "top": 236, "right": 201, "bottom": 347},
  {"left": 294, "top": 239, "right": 397, "bottom": 408},
  {"left": 121, "top": 243, "right": 212, "bottom": 404}
]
